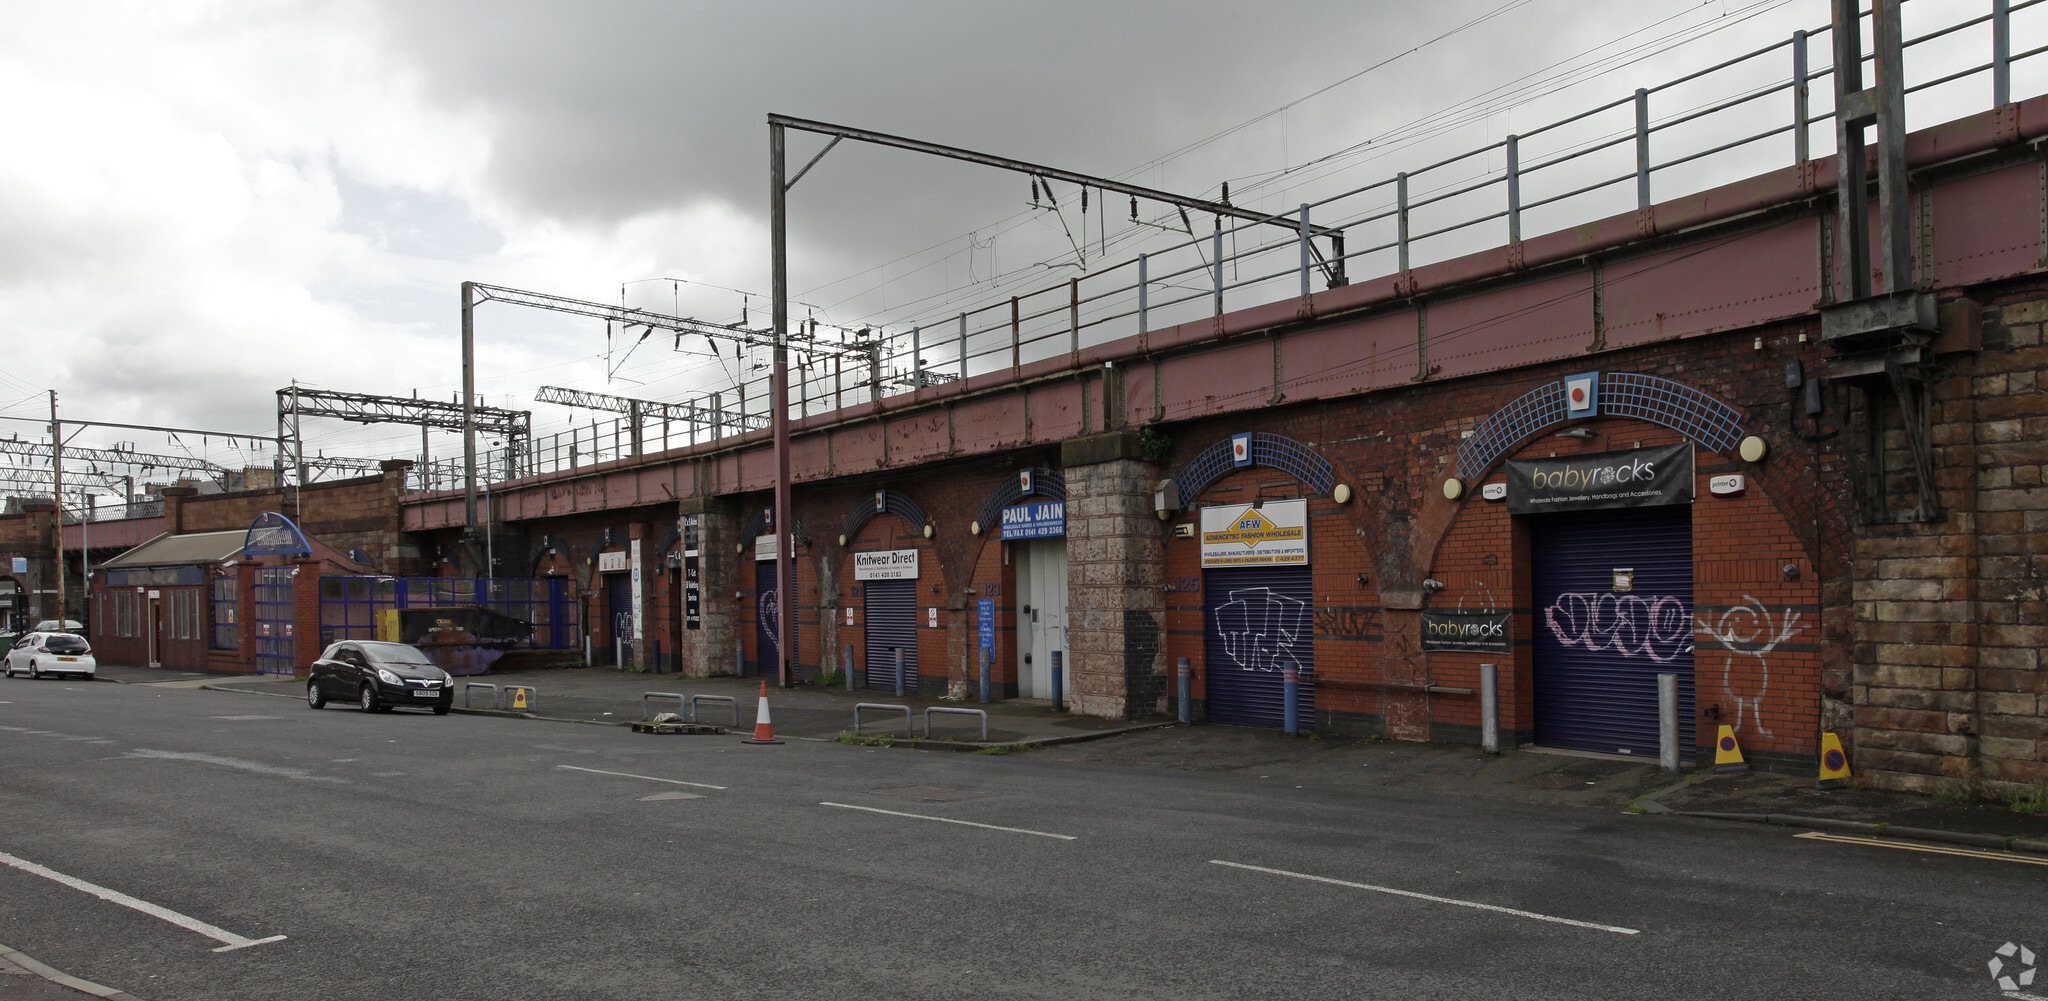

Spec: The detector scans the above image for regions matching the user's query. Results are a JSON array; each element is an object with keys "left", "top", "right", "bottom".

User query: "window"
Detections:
[{"left": 212, "top": 575, "right": 238, "bottom": 650}]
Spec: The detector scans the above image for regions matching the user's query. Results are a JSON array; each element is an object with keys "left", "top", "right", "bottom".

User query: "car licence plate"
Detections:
[
  {"left": 413, "top": 690, "right": 438, "bottom": 698},
  {"left": 57, "top": 657, "right": 77, "bottom": 662}
]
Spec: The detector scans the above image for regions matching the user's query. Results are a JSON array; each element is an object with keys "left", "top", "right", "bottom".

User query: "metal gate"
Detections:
[
  {"left": 1202, "top": 564, "right": 1315, "bottom": 728},
  {"left": 754, "top": 560, "right": 797, "bottom": 680},
  {"left": 863, "top": 577, "right": 917, "bottom": 693},
  {"left": 253, "top": 567, "right": 296, "bottom": 676},
  {"left": 1531, "top": 505, "right": 1695, "bottom": 756}
]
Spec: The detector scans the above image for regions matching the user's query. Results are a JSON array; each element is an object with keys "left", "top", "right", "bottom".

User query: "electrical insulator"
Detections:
[
  {"left": 1221, "top": 181, "right": 1230, "bottom": 205},
  {"left": 1130, "top": 196, "right": 1138, "bottom": 220},
  {"left": 1081, "top": 186, "right": 1088, "bottom": 212}
]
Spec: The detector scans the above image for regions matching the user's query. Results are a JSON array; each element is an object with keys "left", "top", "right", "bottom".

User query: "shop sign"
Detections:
[
  {"left": 1200, "top": 498, "right": 1308, "bottom": 568},
  {"left": 854, "top": 548, "right": 920, "bottom": 581},
  {"left": 978, "top": 598, "right": 995, "bottom": 651},
  {"left": 10, "top": 557, "right": 26, "bottom": 573},
  {"left": 598, "top": 551, "right": 628, "bottom": 573},
  {"left": 682, "top": 515, "right": 701, "bottom": 630},
  {"left": 1505, "top": 442, "right": 1693, "bottom": 515},
  {"left": 1420, "top": 610, "right": 1513, "bottom": 653},
  {"left": 755, "top": 534, "right": 777, "bottom": 561},
  {"left": 1000, "top": 501, "right": 1065, "bottom": 539}
]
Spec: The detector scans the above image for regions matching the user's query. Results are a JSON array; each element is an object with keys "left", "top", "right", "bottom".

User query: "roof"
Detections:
[{"left": 99, "top": 530, "right": 247, "bottom": 569}]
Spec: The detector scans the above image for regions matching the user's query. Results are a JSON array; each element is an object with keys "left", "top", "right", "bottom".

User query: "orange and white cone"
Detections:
[{"left": 743, "top": 680, "right": 784, "bottom": 744}]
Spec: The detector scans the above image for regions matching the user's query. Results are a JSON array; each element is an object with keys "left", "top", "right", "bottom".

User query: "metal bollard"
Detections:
[
  {"left": 1658, "top": 673, "right": 1679, "bottom": 773},
  {"left": 893, "top": 647, "right": 905, "bottom": 698},
  {"left": 654, "top": 640, "right": 663, "bottom": 674},
  {"left": 735, "top": 638, "right": 745, "bottom": 678},
  {"left": 1177, "top": 657, "right": 1192, "bottom": 724},
  {"left": 1050, "top": 650, "right": 1064, "bottom": 712},
  {"left": 843, "top": 643, "right": 854, "bottom": 690},
  {"left": 1480, "top": 663, "right": 1500, "bottom": 754},
  {"left": 1282, "top": 664, "right": 1300, "bottom": 735},
  {"left": 980, "top": 646, "right": 991, "bottom": 704}
]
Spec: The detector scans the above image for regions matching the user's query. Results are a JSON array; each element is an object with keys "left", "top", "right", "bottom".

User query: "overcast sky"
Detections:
[{"left": 0, "top": 0, "right": 2024, "bottom": 498}]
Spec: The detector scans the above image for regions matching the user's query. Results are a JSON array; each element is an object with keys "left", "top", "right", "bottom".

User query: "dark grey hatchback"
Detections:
[{"left": 307, "top": 640, "right": 455, "bottom": 715}]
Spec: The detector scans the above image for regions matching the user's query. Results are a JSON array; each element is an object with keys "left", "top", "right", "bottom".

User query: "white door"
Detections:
[{"left": 1015, "top": 539, "right": 1068, "bottom": 699}]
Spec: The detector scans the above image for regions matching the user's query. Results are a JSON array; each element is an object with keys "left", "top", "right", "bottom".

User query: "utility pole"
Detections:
[
  {"left": 462, "top": 281, "right": 479, "bottom": 550},
  {"left": 770, "top": 122, "right": 795, "bottom": 688},
  {"left": 49, "top": 390, "right": 64, "bottom": 629}
]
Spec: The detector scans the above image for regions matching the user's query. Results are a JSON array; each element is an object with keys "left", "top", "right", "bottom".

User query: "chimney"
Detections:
[{"left": 160, "top": 486, "right": 198, "bottom": 534}]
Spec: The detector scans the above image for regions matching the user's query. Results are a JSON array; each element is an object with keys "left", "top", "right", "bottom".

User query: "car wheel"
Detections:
[
  {"left": 359, "top": 684, "right": 377, "bottom": 713},
  {"left": 307, "top": 680, "right": 326, "bottom": 710},
  {"left": 28, "top": 661, "right": 39, "bottom": 680},
  {"left": 432, "top": 704, "right": 450, "bottom": 716}
]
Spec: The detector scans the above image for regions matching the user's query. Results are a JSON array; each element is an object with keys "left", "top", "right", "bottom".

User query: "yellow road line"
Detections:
[{"left": 1794, "top": 831, "right": 2048, "bottom": 866}]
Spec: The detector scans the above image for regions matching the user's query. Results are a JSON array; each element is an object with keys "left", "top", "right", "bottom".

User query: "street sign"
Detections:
[{"left": 977, "top": 598, "right": 995, "bottom": 651}]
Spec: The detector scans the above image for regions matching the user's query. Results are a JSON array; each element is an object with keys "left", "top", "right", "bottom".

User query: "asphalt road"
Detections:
[{"left": 0, "top": 678, "right": 2042, "bottom": 1000}]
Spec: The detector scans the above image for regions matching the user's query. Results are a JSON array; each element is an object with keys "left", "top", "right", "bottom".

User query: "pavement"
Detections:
[{"left": 93, "top": 660, "right": 2048, "bottom": 851}]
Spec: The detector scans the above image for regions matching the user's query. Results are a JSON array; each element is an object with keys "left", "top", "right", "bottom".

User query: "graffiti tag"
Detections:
[
  {"left": 1543, "top": 592, "right": 1693, "bottom": 663},
  {"left": 1213, "top": 587, "right": 1310, "bottom": 673}
]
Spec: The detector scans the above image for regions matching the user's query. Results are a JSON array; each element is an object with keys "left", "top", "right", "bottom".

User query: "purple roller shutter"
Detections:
[
  {"left": 1202, "top": 564, "right": 1315, "bottom": 729},
  {"left": 863, "top": 578, "right": 918, "bottom": 693},
  {"left": 1531, "top": 505, "right": 1695, "bottom": 756}
]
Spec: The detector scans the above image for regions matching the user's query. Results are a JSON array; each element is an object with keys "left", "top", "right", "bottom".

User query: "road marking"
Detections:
[
  {"left": 0, "top": 851, "right": 286, "bottom": 952},
  {"left": 556, "top": 764, "right": 726, "bottom": 790},
  {"left": 819, "top": 802, "right": 1076, "bottom": 840},
  {"left": 638, "top": 791, "right": 703, "bottom": 802},
  {"left": 210, "top": 715, "right": 283, "bottom": 721},
  {"left": 127, "top": 749, "right": 346, "bottom": 784},
  {"left": 0, "top": 941, "right": 140, "bottom": 999},
  {"left": 1208, "top": 860, "right": 1641, "bottom": 935},
  {"left": 1793, "top": 831, "right": 2048, "bottom": 866}
]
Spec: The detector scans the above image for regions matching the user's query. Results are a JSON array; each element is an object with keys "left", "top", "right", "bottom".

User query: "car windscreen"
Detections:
[
  {"left": 358, "top": 641, "right": 436, "bottom": 666},
  {"left": 43, "top": 635, "right": 89, "bottom": 653}
]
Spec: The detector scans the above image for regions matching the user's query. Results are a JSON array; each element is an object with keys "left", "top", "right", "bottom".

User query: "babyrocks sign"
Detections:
[
  {"left": 1505, "top": 442, "right": 1694, "bottom": 514},
  {"left": 1200, "top": 499, "right": 1309, "bottom": 568}
]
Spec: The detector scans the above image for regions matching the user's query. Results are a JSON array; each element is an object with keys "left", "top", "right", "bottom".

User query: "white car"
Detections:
[{"left": 3, "top": 632, "right": 97, "bottom": 680}]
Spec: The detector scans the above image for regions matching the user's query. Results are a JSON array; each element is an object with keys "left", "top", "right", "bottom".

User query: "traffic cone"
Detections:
[
  {"left": 1712, "top": 724, "right": 1749, "bottom": 774},
  {"left": 1816, "top": 731, "right": 1852, "bottom": 790},
  {"left": 743, "top": 680, "right": 784, "bottom": 745}
]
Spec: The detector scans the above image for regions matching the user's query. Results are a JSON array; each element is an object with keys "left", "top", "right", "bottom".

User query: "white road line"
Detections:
[
  {"left": 556, "top": 764, "right": 726, "bottom": 790},
  {"left": 1209, "top": 860, "right": 1641, "bottom": 935},
  {"left": 1794, "top": 831, "right": 2048, "bottom": 866},
  {"left": 820, "top": 802, "right": 1076, "bottom": 840},
  {"left": 0, "top": 851, "right": 286, "bottom": 953}
]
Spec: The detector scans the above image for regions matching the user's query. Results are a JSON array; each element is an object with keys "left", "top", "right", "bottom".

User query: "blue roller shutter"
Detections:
[
  {"left": 864, "top": 578, "right": 918, "bottom": 693},
  {"left": 1530, "top": 505, "right": 1695, "bottom": 756},
  {"left": 755, "top": 560, "right": 797, "bottom": 679},
  {"left": 1203, "top": 564, "right": 1315, "bottom": 728}
]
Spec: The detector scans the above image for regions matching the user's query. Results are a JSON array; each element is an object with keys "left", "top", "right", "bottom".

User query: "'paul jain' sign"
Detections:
[
  {"left": 854, "top": 548, "right": 920, "bottom": 581},
  {"left": 1001, "top": 501, "right": 1066, "bottom": 539},
  {"left": 1420, "top": 610, "right": 1513, "bottom": 653},
  {"left": 1200, "top": 498, "right": 1308, "bottom": 568},
  {"left": 1505, "top": 442, "right": 1694, "bottom": 514}
]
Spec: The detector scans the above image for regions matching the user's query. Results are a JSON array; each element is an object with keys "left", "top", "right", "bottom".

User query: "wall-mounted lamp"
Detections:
[
  {"left": 1356, "top": 573, "right": 1370, "bottom": 586},
  {"left": 923, "top": 524, "right": 935, "bottom": 539},
  {"left": 1333, "top": 484, "right": 1353, "bottom": 505},
  {"left": 1422, "top": 577, "right": 1445, "bottom": 592},
  {"left": 1154, "top": 477, "right": 1177, "bottom": 520},
  {"left": 1782, "top": 564, "right": 1800, "bottom": 580}
]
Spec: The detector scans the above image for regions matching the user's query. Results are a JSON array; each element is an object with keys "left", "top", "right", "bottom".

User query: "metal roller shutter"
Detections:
[
  {"left": 1531, "top": 505, "right": 1695, "bottom": 756},
  {"left": 755, "top": 561, "right": 797, "bottom": 679},
  {"left": 1203, "top": 565, "right": 1315, "bottom": 728},
  {"left": 864, "top": 577, "right": 918, "bottom": 693}
]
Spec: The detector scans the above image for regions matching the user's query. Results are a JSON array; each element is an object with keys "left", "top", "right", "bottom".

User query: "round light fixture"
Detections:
[
  {"left": 923, "top": 524, "right": 935, "bottom": 539},
  {"left": 970, "top": 521, "right": 982, "bottom": 536},
  {"left": 838, "top": 534, "right": 847, "bottom": 546},
  {"left": 1738, "top": 435, "right": 1769, "bottom": 463},
  {"left": 1333, "top": 484, "right": 1353, "bottom": 505},
  {"left": 1442, "top": 478, "right": 1464, "bottom": 500}
]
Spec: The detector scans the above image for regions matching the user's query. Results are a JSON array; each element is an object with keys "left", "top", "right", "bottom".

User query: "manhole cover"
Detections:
[{"left": 868, "top": 785, "right": 986, "bottom": 802}]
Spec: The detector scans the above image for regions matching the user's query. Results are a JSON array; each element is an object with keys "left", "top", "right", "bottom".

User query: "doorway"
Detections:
[{"left": 1013, "top": 539, "right": 1068, "bottom": 699}]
